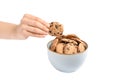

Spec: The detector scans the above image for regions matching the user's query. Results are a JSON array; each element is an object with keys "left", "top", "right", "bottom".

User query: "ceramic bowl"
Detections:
[{"left": 47, "top": 40, "right": 88, "bottom": 73}]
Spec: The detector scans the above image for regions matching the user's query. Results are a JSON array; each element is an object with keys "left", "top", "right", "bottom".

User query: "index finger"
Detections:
[{"left": 24, "top": 14, "right": 50, "bottom": 28}]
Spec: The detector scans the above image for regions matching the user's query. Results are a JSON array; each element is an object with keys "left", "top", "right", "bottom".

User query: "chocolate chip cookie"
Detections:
[
  {"left": 78, "top": 43, "right": 85, "bottom": 52},
  {"left": 61, "top": 38, "right": 78, "bottom": 45},
  {"left": 50, "top": 38, "right": 59, "bottom": 51},
  {"left": 49, "top": 33, "right": 87, "bottom": 54},
  {"left": 49, "top": 22, "right": 63, "bottom": 36},
  {"left": 65, "top": 34, "right": 80, "bottom": 39},
  {"left": 64, "top": 43, "right": 77, "bottom": 54},
  {"left": 56, "top": 43, "right": 64, "bottom": 54}
]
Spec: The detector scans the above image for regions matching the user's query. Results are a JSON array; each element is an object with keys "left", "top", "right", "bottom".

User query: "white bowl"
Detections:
[{"left": 47, "top": 40, "right": 88, "bottom": 73}]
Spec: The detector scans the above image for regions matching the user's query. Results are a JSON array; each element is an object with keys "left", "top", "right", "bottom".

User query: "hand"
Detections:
[{"left": 16, "top": 14, "right": 49, "bottom": 39}]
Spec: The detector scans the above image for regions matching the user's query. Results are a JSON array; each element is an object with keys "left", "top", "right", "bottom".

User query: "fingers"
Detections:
[
  {"left": 18, "top": 14, "right": 50, "bottom": 39},
  {"left": 23, "top": 24, "right": 48, "bottom": 35},
  {"left": 24, "top": 14, "right": 50, "bottom": 28},
  {"left": 23, "top": 30, "right": 46, "bottom": 38},
  {"left": 21, "top": 18, "right": 49, "bottom": 32}
]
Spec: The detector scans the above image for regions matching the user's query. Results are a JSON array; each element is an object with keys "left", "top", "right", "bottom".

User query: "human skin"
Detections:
[{"left": 0, "top": 14, "right": 49, "bottom": 39}]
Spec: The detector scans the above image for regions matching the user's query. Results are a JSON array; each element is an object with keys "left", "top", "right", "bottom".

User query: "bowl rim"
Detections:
[{"left": 47, "top": 40, "right": 88, "bottom": 56}]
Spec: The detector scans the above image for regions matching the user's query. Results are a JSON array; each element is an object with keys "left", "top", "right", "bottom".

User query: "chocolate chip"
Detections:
[
  {"left": 57, "top": 32, "right": 60, "bottom": 34},
  {"left": 51, "top": 22, "right": 54, "bottom": 24},
  {"left": 59, "top": 25, "right": 61, "bottom": 26},
  {"left": 54, "top": 33, "right": 56, "bottom": 35},
  {"left": 60, "top": 32, "right": 62, "bottom": 35},
  {"left": 49, "top": 31, "right": 51, "bottom": 33},
  {"left": 55, "top": 25, "right": 58, "bottom": 29},
  {"left": 50, "top": 25, "right": 52, "bottom": 27},
  {"left": 67, "top": 48, "right": 70, "bottom": 50}
]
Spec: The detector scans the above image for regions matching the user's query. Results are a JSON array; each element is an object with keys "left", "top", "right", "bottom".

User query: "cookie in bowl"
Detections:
[{"left": 49, "top": 34, "right": 87, "bottom": 54}]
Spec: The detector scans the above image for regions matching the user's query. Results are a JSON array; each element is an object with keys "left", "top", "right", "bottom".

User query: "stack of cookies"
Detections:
[{"left": 49, "top": 22, "right": 87, "bottom": 54}]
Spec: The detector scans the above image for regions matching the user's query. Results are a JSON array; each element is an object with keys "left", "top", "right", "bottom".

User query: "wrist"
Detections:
[
  {"left": 0, "top": 21, "right": 23, "bottom": 39},
  {"left": 9, "top": 24, "right": 18, "bottom": 39}
]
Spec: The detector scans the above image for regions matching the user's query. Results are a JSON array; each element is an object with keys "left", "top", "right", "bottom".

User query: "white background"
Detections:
[{"left": 0, "top": 0, "right": 120, "bottom": 80}]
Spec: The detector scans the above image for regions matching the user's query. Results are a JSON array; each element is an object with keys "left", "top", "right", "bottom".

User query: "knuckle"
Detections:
[
  {"left": 33, "top": 21, "right": 38, "bottom": 26},
  {"left": 32, "top": 28, "right": 37, "bottom": 32},
  {"left": 21, "top": 17, "right": 26, "bottom": 23}
]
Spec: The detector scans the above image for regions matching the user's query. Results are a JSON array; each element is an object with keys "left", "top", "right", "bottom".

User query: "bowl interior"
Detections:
[{"left": 47, "top": 40, "right": 88, "bottom": 55}]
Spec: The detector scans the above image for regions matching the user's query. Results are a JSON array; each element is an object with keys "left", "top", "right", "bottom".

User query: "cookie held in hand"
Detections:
[{"left": 49, "top": 22, "right": 63, "bottom": 36}]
